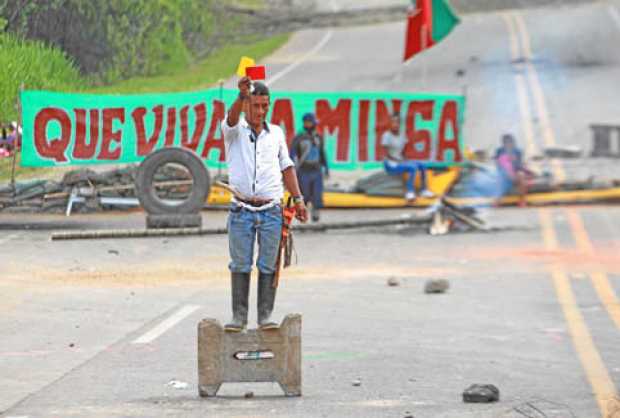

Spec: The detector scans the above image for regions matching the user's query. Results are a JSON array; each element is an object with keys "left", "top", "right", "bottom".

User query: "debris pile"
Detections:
[
  {"left": 0, "top": 165, "right": 195, "bottom": 214},
  {"left": 429, "top": 197, "right": 487, "bottom": 235}
]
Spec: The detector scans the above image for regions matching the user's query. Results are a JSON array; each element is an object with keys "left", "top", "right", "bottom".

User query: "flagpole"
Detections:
[
  {"left": 217, "top": 79, "right": 224, "bottom": 180},
  {"left": 10, "top": 83, "right": 23, "bottom": 193},
  {"left": 422, "top": 23, "right": 428, "bottom": 91}
]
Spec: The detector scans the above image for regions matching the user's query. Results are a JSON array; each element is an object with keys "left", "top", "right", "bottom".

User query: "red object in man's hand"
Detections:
[{"left": 245, "top": 65, "right": 266, "bottom": 80}]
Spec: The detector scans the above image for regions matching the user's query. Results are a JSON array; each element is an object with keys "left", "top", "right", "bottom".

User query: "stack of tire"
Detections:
[{"left": 135, "top": 148, "right": 211, "bottom": 229}]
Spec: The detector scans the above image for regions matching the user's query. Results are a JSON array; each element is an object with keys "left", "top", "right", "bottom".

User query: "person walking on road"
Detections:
[
  {"left": 221, "top": 76, "right": 308, "bottom": 332},
  {"left": 290, "top": 113, "right": 329, "bottom": 222},
  {"left": 381, "top": 112, "right": 434, "bottom": 203}
]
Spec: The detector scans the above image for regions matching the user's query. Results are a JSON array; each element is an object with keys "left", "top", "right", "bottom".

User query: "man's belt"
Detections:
[
  {"left": 236, "top": 196, "right": 274, "bottom": 207},
  {"left": 214, "top": 181, "right": 276, "bottom": 208}
]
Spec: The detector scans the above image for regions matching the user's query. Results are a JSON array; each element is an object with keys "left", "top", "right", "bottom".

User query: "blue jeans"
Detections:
[
  {"left": 298, "top": 169, "right": 324, "bottom": 209},
  {"left": 384, "top": 160, "right": 427, "bottom": 193},
  {"left": 228, "top": 203, "right": 282, "bottom": 274}
]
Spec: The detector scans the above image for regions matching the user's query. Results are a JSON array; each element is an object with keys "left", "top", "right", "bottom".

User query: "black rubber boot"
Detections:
[
  {"left": 257, "top": 271, "right": 278, "bottom": 330},
  {"left": 224, "top": 272, "right": 250, "bottom": 332}
]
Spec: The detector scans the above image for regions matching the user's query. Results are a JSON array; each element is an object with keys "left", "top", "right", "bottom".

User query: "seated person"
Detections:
[
  {"left": 6, "top": 122, "right": 19, "bottom": 151},
  {"left": 0, "top": 143, "right": 10, "bottom": 158},
  {"left": 494, "top": 134, "right": 529, "bottom": 206},
  {"left": 381, "top": 112, "right": 434, "bottom": 202}
]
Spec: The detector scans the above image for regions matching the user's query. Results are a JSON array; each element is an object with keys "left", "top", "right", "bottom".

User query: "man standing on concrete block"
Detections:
[{"left": 221, "top": 76, "right": 308, "bottom": 333}]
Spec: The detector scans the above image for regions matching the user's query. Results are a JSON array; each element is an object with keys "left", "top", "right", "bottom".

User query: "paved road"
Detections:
[
  {"left": 1, "top": 207, "right": 619, "bottom": 417},
  {"left": 2, "top": 1, "right": 620, "bottom": 417}
]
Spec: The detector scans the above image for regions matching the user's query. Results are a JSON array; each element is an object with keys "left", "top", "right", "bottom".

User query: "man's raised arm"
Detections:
[{"left": 226, "top": 76, "right": 251, "bottom": 127}]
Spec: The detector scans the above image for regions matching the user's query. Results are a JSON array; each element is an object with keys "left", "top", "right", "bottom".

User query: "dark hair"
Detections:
[
  {"left": 502, "top": 133, "right": 515, "bottom": 144},
  {"left": 391, "top": 111, "right": 400, "bottom": 119},
  {"left": 251, "top": 81, "right": 270, "bottom": 97}
]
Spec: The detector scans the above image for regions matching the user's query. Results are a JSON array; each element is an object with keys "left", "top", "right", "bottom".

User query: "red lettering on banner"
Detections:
[
  {"left": 164, "top": 107, "right": 177, "bottom": 147},
  {"left": 98, "top": 108, "right": 125, "bottom": 160},
  {"left": 33, "top": 108, "right": 71, "bottom": 162},
  {"left": 133, "top": 105, "right": 164, "bottom": 156},
  {"left": 316, "top": 99, "right": 351, "bottom": 161},
  {"left": 404, "top": 101, "right": 433, "bottom": 160},
  {"left": 73, "top": 109, "right": 99, "bottom": 159},
  {"left": 374, "top": 100, "right": 402, "bottom": 161},
  {"left": 437, "top": 101, "right": 462, "bottom": 162},
  {"left": 270, "top": 99, "right": 295, "bottom": 147},
  {"left": 358, "top": 100, "right": 370, "bottom": 162},
  {"left": 202, "top": 100, "right": 226, "bottom": 161},
  {"left": 180, "top": 103, "right": 207, "bottom": 151}
]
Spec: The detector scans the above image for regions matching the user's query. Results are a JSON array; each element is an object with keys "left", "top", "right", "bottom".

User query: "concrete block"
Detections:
[{"left": 197, "top": 314, "right": 302, "bottom": 397}]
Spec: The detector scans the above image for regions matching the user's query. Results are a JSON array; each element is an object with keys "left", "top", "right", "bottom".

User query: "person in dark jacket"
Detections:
[{"left": 290, "top": 113, "right": 329, "bottom": 222}]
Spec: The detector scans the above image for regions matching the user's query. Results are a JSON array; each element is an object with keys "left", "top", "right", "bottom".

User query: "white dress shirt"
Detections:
[{"left": 222, "top": 116, "right": 294, "bottom": 204}]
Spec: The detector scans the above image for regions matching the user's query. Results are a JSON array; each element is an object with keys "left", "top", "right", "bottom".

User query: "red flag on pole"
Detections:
[
  {"left": 403, "top": 0, "right": 459, "bottom": 62},
  {"left": 403, "top": 0, "right": 433, "bottom": 62}
]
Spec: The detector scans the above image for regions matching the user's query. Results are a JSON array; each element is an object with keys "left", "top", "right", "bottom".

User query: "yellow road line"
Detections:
[
  {"left": 566, "top": 208, "right": 620, "bottom": 330},
  {"left": 501, "top": 13, "right": 540, "bottom": 171},
  {"left": 539, "top": 209, "right": 618, "bottom": 417},
  {"left": 512, "top": 12, "right": 566, "bottom": 183},
  {"left": 501, "top": 13, "right": 521, "bottom": 61},
  {"left": 515, "top": 74, "right": 541, "bottom": 164}
]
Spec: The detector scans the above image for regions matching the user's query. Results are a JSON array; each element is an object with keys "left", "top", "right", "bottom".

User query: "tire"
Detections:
[{"left": 135, "top": 147, "right": 210, "bottom": 215}]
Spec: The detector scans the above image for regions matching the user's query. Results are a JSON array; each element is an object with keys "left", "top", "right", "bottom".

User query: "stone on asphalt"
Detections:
[
  {"left": 424, "top": 279, "right": 450, "bottom": 294},
  {"left": 352, "top": 379, "right": 362, "bottom": 387},
  {"left": 387, "top": 276, "right": 400, "bottom": 287},
  {"left": 462, "top": 383, "right": 500, "bottom": 403}
]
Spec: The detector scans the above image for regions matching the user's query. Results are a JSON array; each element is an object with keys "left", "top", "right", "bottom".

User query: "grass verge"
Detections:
[{"left": 90, "top": 34, "right": 289, "bottom": 94}]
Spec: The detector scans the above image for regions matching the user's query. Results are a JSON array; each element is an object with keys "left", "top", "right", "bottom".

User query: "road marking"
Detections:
[
  {"left": 565, "top": 208, "right": 620, "bottom": 330},
  {"left": 266, "top": 30, "right": 334, "bottom": 87},
  {"left": 502, "top": 13, "right": 540, "bottom": 168},
  {"left": 515, "top": 74, "right": 540, "bottom": 163},
  {"left": 266, "top": 0, "right": 337, "bottom": 87},
  {"left": 507, "top": 12, "right": 566, "bottom": 183},
  {"left": 609, "top": 6, "right": 620, "bottom": 30},
  {"left": 539, "top": 209, "right": 618, "bottom": 417},
  {"left": 132, "top": 305, "right": 201, "bottom": 344},
  {"left": 501, "top": 13, "right": 541, "bottom": 169},
  {"left": 0, "top": 233, "right": 18, "bottom": 245},
  {"left": 501, "top": 13, "right": 521, "bottom": 61},
  {"left": 513, "top": 12, "right": 565, "bottom": 182}
]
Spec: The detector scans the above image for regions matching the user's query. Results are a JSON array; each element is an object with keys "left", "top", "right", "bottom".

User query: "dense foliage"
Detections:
[
  {"left": 0, "top": 33, "right": 85, "bottom": 121},
  {"left": 0, "top": 0, "right": 245, "bottom": 82}
]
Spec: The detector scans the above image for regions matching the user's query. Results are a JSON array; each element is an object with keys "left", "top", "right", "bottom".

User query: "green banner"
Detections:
[{"left": 21, "top": 89, "right": 466, "bottom": 170}]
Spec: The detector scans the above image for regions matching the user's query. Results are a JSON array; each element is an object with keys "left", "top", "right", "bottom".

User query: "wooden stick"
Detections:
[
  {"left": 10, "top": 83, "right": 23, "bottom": 193},
  {"left": 50, "top": 215, "right": 433, "bottom": 241}
]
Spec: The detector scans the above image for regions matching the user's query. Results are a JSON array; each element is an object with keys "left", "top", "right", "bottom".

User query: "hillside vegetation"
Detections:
[
  {"left": 0, "top": 0, "right": 288, "bottom": 181},
  {"left": 0, "top": 33, "right": 86, "bottom": 122}
]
